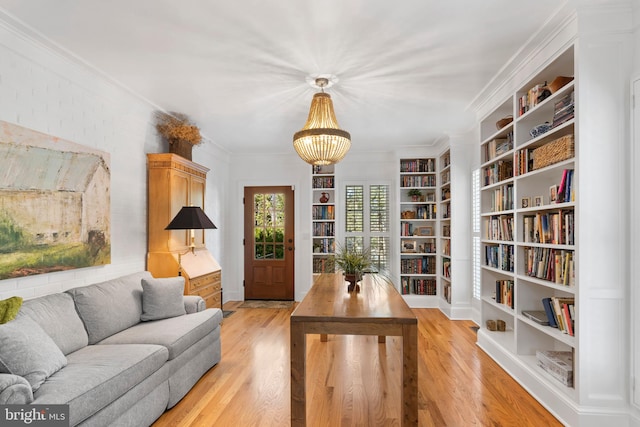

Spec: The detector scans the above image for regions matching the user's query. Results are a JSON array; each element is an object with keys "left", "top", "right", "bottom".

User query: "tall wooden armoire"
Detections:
[{"left": 146, "top": 153, "right": 222, "bottom": 309}]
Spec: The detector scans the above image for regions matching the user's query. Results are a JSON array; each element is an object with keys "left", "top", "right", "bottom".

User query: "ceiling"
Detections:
[{"left": 0, "top": 0, "right": 565, "bottom": 156}]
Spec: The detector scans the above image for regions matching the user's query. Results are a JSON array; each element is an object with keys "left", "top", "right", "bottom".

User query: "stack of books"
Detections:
[
  {"left": 536, "top": 350, "right": 574, "bottom": 387},
  {"left": 552, "top": 91, "right": 575, "bottom": 128}
]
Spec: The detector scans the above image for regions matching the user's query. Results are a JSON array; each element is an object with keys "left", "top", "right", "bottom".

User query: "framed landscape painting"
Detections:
[{"left": 0, "top": 121, "right": 111, "bottom": 279}]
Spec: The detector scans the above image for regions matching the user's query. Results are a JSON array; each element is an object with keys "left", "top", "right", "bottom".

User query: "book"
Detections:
[
  {"left": 522, "top": 310, "right": 550, "bottom": 325},
  {"left": 562, "top": 303, "right": 574, "bottom": 336},
  {"left": 541, "top": 297, "right": 558, "bottom": 328}
]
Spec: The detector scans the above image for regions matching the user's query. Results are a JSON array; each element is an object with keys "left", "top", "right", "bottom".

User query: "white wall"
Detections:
[
  {"left": 225, "top": 152, "right": 310, "bottom": 302},
  {"left": 225, "top": 149, "right": 427, "bottom": 302},
  {"left": 0, "top": 14, "right": 229, "bottom": 299}
]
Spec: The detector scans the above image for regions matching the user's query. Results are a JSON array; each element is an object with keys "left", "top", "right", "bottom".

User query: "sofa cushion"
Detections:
[
  {"left": 19, "top": 293, "right": 88, "bottom": 355},
  {"left": 33, "top": 344, "right": 169, "bottom": 426},
  {"left": 141, "top": 276, "right": 186, "bottom": 321},
  {"left": 0, "top": 296, "right": 22, "bottom": 324},
  {"left": 67, "top": 271, "right": 151, "bottom": 344},
  {"left": 99, "top": 309, "right": 222, "bottom": 360},
  {"left": 0, "top": 316, "right": 67, "bottom": 391}
]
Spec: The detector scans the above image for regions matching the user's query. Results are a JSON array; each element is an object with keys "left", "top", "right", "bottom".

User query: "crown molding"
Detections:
[{"left": 467, "top": 2, "right": 578, "bottom": 120}]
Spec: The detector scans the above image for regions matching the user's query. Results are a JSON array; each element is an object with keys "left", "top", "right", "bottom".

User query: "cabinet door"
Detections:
[
  {"left": 169, "top": 169, "right": 191, "bottom": 251},
  {"left": 190, "top": 174, "right": 206, "bottom": 247}
]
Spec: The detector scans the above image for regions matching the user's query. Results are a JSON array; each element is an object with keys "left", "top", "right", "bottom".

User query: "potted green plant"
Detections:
[
  {"left": 332, "top": 243, "right": 375, "bottom": 292},
  {"left": 407, "top": 188, "right": 423, "bottom": 202}
]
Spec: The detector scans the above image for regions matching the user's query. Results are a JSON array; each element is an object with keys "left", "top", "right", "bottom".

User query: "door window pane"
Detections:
[{"left": 254, "top": 193, "right": 286, "bottom": 259}]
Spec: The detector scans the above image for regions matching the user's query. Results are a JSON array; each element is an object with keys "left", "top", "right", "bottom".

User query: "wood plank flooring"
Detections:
[{"left": 153, "top": 302, "right": 563, "bottom": 427}]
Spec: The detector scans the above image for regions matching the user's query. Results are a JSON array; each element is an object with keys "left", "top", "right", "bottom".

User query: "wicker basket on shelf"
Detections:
[{"left": 532, "top": 134, "right": 574, "bottom": 170}]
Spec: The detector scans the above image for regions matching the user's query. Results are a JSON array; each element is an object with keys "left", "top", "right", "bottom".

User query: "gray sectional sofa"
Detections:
[{"left": 0, "top": 271, "right": 223, "bottom": 426}]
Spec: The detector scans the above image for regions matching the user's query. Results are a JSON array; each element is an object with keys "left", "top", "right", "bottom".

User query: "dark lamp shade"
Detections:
[{"left": 165, "top": 206, "right": 217, "bottom": 230}]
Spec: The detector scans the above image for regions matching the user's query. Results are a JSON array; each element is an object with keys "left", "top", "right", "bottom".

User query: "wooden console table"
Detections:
[{"left": 290, "top": 273, "right": 418, "bottom": 426}]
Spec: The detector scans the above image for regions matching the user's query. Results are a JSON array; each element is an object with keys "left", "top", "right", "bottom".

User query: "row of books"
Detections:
[
  {"left": 552, "top": 91, "right": 574, "bottom": 128},
  {"left": 402, "top": 205, "right": 437, "bottom": 220},
  {"left": 482, "top": 160, "right": 513, "bottom": 186},
  {"left": 442, "top": 239, "right": 451, "bottom": 256},
  {"left": 542, "top": 296, "right": 575, "bottom": 336},
  {"left": 514, "top": 148, "right": 533, "bottom": 176},
  {"left": 523, "top": 247, "right": 575, "bottom": 286},
  {"left": 556, "top": 169, "right": 574, "bottom": 203},
  {"left": 441, "top": 203, "right": 451, "bottom": 219},
  {"left": 441, "top": 169, "right": 451, "bottom": 185},
  {"left": 400, "top": 158, "right": 436, "bottom": 173},
  {"left": 401, "top": 175, "right": 436, "bottom": 187},
  {"left": 522, "top": 210, "right": 575, "bottom": 245},
  {"left": 488, "top": 184, "right": 514, "bottom": 212},
  {"left": 485, "top": 244, "right": 514, "bottom": 272},
  {"left": 400, "top": 257, "right": 436, "bottom": 275},
  {"left": 442, "top": 260, "right": 451, "bottom": 278},
  {"left": 312, "top": 238, "right": 334, "bottom": 254},
  {"left": 401, "top": 277, "right": 437, "bottom": 295},
  {"left": 312, "top": 205, "right": 335, "bottom": 220},
  {"left": 494, "top": 279, "right": 514, "bottom": 308},
  {"left": 312, "top": 222, "right": 335, "bottom": 237},
  {"left": 312, "top": 176, "right": 334, "bottom": 189},
  {"left": 486, "top": 215, "right": 514, "bottom": 241},
  {"left": 518, "top": 82, "right": 549, "bottom": 116},
  {"left": 442, "top": 152, "right": 451, "bottom": 168},
  {"left": 482, "top": 133, "right": 514, "bottom": 163},
  {"left": 443, "top": 283, "right": 451, "bottom": 303},
  {"left": 312, "top": 257, "right": 335, "bottom": 274}
]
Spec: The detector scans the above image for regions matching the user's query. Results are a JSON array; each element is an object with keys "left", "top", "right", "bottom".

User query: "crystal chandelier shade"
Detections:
[{"left": 293, "top": 78, "right": 351, "bottom": 165}]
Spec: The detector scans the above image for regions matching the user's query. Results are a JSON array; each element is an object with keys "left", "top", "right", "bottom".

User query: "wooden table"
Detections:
[{"left": 290, "top": 273, "right": 418, "bottom": 426}]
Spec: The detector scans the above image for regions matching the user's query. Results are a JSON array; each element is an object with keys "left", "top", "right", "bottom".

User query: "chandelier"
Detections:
[{"left": 293, "top": 77, "right": 351, "bottom": 165}]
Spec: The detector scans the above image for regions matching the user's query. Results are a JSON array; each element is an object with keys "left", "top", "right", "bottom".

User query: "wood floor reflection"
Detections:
[{"left": 153, "top": 302, "right": 562, "bottom": 426}]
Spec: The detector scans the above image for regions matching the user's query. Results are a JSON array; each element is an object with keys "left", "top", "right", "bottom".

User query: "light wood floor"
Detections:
[{"left": 153, "top": 302, "right": 562, "bottom": 426}]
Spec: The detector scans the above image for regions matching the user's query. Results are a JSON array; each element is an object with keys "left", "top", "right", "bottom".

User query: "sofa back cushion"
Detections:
[
  {"left": 67, "top": 271, "right": 151, "bottom": 344},
  {"left": 20, "top": 293, "right": 88, "bottom": 355}
]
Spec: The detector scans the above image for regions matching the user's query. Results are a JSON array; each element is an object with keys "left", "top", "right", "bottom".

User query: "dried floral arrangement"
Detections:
[{"left": 155, "top": 111, "right": 202, "bottom": 146}]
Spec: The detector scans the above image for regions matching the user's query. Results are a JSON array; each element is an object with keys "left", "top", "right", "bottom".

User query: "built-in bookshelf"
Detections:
[
  {"left": 439, "top": 149, "right": 452, "bottom": 304},
  {"left": 477, "top": 44, "right": 578, "bottom": 405},
  {"left": 312, "top": 164, "right": 336, "bottom": 274},
  {"left": 399, "top": 158, "right": 438, "bottom": 300}
]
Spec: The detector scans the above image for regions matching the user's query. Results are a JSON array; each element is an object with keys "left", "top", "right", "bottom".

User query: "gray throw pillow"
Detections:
[
  {"left": 0, "top": 316, "right": 67, "bottom": 391},
  {"left": 140, "top": 277, "right": 186, "bottom": 321}
]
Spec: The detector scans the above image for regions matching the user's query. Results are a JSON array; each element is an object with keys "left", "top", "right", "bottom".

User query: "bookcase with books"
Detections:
[
  {"left": 477, "top": 44, "right": 578, "bottom": 403},
  {"left": 439, "top": 149, "right": 452, "bottom": 304},
  {"left": 312, "top": 164, "right": 336, "bottom": 274},
  {"left": 399, "top": 157, "right": 438, "bottom": 301}
]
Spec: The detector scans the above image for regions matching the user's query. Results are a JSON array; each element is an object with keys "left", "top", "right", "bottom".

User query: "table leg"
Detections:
[
  {"left": 291, "top": 321, "right": 306, "bottom": 426},
  {"left": 378, "top": 335, "right": 385, "bottom": 343},
  {"left": 402, "top": 323, "right": 418, "bottom": 426},
  {"left": 320, "top": 334, "right": 328, "bottom": 342}
]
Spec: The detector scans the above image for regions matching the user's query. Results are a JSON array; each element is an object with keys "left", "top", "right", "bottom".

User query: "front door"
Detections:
[{"left": 244, "top": 186, "right": 294, "bottom": 300}]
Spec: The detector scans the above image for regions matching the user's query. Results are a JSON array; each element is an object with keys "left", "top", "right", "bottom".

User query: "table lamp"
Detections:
[{"left": 165, "top": 206, "right": 217, "bottom": 275}]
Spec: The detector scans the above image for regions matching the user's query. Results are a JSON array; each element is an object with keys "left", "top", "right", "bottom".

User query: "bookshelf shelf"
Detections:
[
  {"left": 399, "top": 157, "right": 438, "bottom": 299},
  {"left": 438, "top": 149, "right": 452, "bottom": 305},
  {"left": 478, "top": 44, "right": 578, "bottom": 402},
  {"left": 311, "top": 165, "right": 336, "bottom": 274}
]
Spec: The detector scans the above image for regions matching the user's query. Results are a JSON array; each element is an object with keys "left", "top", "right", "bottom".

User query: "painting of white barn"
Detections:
[{"left": 0, "top": 121, "right": 110, "bottom": 279}]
